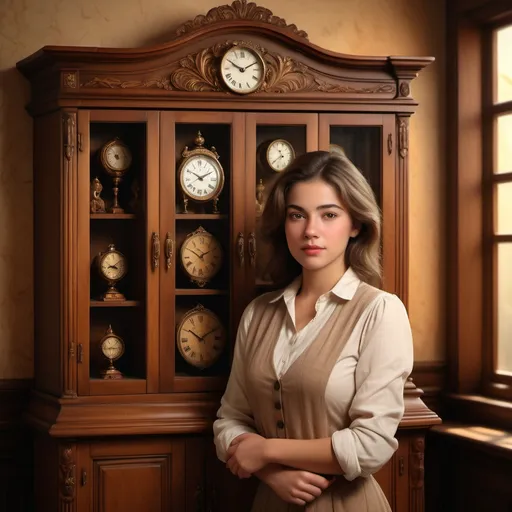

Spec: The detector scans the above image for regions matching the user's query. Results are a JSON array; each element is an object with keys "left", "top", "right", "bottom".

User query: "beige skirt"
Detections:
[{"left": 251, "top": 475, "right": 392, "bottom": 512}]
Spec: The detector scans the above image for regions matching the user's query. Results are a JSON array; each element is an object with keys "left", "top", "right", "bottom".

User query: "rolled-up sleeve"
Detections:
[
  {"left": 331, "top": 294, "right": 414, "bottom": 481},
  {"left": 213, "top": 301, "right": 258, "bottom": 462}
]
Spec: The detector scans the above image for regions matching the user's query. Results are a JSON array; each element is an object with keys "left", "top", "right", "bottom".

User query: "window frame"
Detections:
[
  {"left": 482, "top": 22, "right": 512, "bottom": 399},
  {"left": 447, "top": 1, "right": 512, "bottom": 426}
]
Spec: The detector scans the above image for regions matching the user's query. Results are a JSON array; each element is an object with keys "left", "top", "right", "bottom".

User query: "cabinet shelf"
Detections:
[
  {"left": 91, "top": 213, "right": 137, "bottom": 220},
  {"left": 175, "top": 289, "right": 228, "bottom": 296},
  {"left": 90, "top": 300, "right": 142, "bottom": 307},
  {"left": 175, "top": 214, "right": 228, "bottom": 220},
  {"left": 89, "top": 377, "right": 146, "bottom": 395}
]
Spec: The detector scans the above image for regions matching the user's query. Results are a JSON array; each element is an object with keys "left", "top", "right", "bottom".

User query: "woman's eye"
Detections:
[
  {"left": 288, "top": 212, "right": 304, "bottom": 220},
  {"left": 323, "top": 212, "right": 338, "bottom": 219}
]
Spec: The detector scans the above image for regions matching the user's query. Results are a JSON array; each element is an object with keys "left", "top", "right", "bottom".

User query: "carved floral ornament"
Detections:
[
  {"left": 81, "top": 41, "right": 396, "bottom": 96},
  {"left": 172, "top": 0, "right": 309, "bottom": 40}
]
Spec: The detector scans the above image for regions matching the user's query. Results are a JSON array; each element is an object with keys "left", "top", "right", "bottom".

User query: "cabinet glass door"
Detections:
[
  {"left": 319, "top": 114, "right": 396, "bottom": 293},
  {"left": 159, "top": 111, "right": 245, "bottom": 393},
  {"left": 244, "top": 113, "right": 318, "bottom": 304},
  {"left": 77, "top": 110, "right": 160, "bottom": 396}
]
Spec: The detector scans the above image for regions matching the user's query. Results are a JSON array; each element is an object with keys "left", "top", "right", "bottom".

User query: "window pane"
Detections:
[
  {"left": 497, "top": 243, "right": 512, "bottom": 373},
  {"left": 496, "top": 114, "right": 512, "bottom": 174},
  {"left": 496, "top": 24, "right": 512, "bottom": 104},
  {"left": 496, "top": 182, "right": 512, "bottom": 234}
]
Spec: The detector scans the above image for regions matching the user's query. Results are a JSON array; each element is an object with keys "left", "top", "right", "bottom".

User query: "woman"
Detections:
[{"left": 213, "top": 151, "right": 413, "bottom": 511}]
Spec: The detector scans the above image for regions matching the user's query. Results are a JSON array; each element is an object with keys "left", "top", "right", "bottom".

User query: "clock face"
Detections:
[
  {"left": 102, "top": 140, "right": 132, "bottom": 173},
  {"left": 181, "top": 229, "right": 223, "bottom": 286},
  {"left": 267, "top": 139, "right": 295, "bottom": 172},
  {"left": 177, "top": 307, "right": 226, "bottom": 369},
  {"left": 180, "top": 155, "right": 224, "bottom": 202},
  {"left": 101, "top": 335, "right": 124, "bottom": 360},
  {"left": 220, "top": 46, "right": 265, "bottom": 94},
  {"left": 99, "top": 249, "right": 127, "bottom": 281}
]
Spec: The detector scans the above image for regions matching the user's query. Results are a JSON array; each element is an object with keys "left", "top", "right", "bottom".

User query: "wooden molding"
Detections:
[{"left": 172, "top": 0, "right": 309, "bottom": 40}]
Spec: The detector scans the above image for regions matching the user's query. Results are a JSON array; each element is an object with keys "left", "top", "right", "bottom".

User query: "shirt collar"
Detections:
[{"left": 269, "top": 267, "right": 361, "bottom": 303}]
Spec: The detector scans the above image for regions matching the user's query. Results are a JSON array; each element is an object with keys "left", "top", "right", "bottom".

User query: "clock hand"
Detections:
[
  {"left": 227, "top": 59, "right": 243, "bottom": 71},
  {"left": 245, "top": 61, "right": 258, "bottom": 70},
  {"left": 202, "top": 327, "right": 220, "bottom": 338},
  {"left": 272, "top": 155, "right": 284, "bottom": 164},
  {"left": 185, "top": 247, "right": 204, "bottom": 259},
  {"left": 185, "top": 329, "right": 205, "bottom": 342},
  {"left": 188, "top": 171, "right": 203, "bottom": 180}
]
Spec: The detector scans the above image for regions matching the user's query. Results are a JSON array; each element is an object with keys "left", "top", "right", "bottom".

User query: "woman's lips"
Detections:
[{"left": 301, "top": 246, "right": 325, "bottom": 256}]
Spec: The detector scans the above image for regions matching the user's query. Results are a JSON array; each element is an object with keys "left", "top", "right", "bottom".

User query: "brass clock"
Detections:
[
  {"left": 177, "top": 304, "right": 227, "bottom": 369},
  {"left": 96, "top": 244, "right": 127, "bottom": 301},
  {"left": 180, "top": 227, "right": 223, "bottom": 287},
  {"left": 99, "top": 137, "right": 132, "bottom": 213},
  {"left": 220, "top": 44, "right": 266, "bottom": 94},
  {"left": 178, "top": 132, "right": 225, "bottom": 213},
  {"left": 266, "top": 139, "right": 295, "bottom": 172},
  {"left": 100, "top": 325, "right": 124, "bottom": 380}
]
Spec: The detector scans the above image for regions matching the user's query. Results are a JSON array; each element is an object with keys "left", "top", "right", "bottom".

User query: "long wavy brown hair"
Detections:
[{"left": 260, "top": 150, "right": 382, "bottom": 288}]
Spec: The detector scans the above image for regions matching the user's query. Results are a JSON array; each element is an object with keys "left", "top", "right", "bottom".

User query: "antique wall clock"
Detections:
[
  {"left": 220, "top": 44, "right": 266, "bottom": 94},
  {"left": 178, "top": 131, "right": 225, "bottom": 213},
  {"left": 177, "top": 304, "right": 227, "bottom": 369},
  {"left": 180, "top": 226, "right": 223, "bottom": 287}
]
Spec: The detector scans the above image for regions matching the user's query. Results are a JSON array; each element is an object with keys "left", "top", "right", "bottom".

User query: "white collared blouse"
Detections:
[{"left": 213, "top": 267, "right": 414, "bottom": 481}]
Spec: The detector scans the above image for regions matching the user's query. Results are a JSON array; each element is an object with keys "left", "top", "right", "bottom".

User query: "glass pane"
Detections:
[
  {"left": 497, "top": 243, "right": 512, "bottom": 373},
  {"left": 329, "top": 126, "right": 382, "bottom": 205},
  {"left": 174, "top": 123, "right": 232, "bottom": 378},
  {"left": 496, "top": 114, "right": 512, "bottom": 174},
  {"left": 496, "top": 24, "right": 512, "bottom": 104},
  {"left": 497, "top": 182, "right": 512, "bottom": 234},
  {"left": 89, "top": 122, "right": 147, "bottom": 381},
  {"left": 255, "top": 124, "right": 307, "bottom": 287}
]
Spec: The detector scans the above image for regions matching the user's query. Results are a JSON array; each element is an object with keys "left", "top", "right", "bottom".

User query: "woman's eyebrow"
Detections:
[{"left": 287, "top": 204, "right": 344, "bottom": 211}]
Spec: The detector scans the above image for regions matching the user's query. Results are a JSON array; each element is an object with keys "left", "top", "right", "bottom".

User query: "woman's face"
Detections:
[{"left": 284, "top": 179, "right": 359, "bottom": 274}]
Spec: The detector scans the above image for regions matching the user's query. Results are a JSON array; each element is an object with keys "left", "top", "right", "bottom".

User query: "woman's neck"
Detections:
[{"left": 298, "top": 263, "right": 347, "bottom": 300}]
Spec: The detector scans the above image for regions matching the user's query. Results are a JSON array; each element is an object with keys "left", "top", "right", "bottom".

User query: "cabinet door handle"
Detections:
[
  {"left": 165, "top": 232, "right": 174, "bottom": 269},
  {"left": 152, "top": 232, "right": 160, "bottom": 270},
  {"left": 399, "top": 456, "right": 405, "bottom": 476},
  {"left": 248, "top": 232, "right": 256, "bottom": 267},
  {"left": 81, "top": 470, "right": 87, "bottom": 486},
  {"left": 237, "top": 232, "right": 244, "bottom": 267}
]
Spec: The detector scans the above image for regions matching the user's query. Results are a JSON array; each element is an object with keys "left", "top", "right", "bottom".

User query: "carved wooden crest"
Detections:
[
  {"left": 172, "top": 0, "right": 308, "bottom": 40},
  {"left": 81, "top": 41, "right": 396, "bottom": 96}
]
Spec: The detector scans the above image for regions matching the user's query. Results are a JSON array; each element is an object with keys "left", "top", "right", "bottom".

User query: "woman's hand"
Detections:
[
  {"left": 226, "top": 433, "right": 268, "bottom": 478},
  {"left": 260, "top": 465, "right": 333, "bottom": 506}
]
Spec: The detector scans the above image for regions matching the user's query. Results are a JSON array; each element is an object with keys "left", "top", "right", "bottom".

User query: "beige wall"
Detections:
[{"left": 0, "top": 0, "right": 446, "bottom": 378}]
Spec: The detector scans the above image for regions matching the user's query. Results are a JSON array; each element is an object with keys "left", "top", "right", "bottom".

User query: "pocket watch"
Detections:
[
  {"left": 220, "top": 44, "right": 266, "bottom": 94},
  {"left": 96, "top": 244, "right": 127, "bottom": 301},
  {"left": 100, "top": 325, "right": 124, "bottom": 379},
  {"left": 180, "top": 227, "right": 223, "bottom": 287},
  {"left": 178, "top": 132, "right": 225, "bottom": 213},
  {"left": 266, "top": 139, "right": 295, "bottom": 172},
  {"left": 177, "top": 304, "right": 227, "bottom": 369}
]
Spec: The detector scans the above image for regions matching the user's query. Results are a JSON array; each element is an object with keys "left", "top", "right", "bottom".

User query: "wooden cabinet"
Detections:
[{"left": 16, "top": 1, "right": 440, "bottom": 510}]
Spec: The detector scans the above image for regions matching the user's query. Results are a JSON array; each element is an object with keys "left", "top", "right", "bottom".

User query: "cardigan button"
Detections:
[
  {"left": 274, "top": 401, "right": 282, "bottom": 410},
  {"left": 274, "top": 381, "right": 280, "bottom": 391},
  {"left": 277, "top": 420, "right": 285, "bottom": 429}
]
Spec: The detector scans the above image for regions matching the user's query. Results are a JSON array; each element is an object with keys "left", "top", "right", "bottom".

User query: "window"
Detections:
[{"left": 484, "top": 23, "right": 512, "bottom": 397}]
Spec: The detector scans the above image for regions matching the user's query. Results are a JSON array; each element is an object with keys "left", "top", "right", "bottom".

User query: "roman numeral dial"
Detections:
[
  {"left": 220, "top": 45, "right": 265, "bottom": 95},
  {"left": 180, "top": 227, "right": 223, "bottom": 288},
  {"left": 176, "top": 305, "right": 227, "bottom": 369}
]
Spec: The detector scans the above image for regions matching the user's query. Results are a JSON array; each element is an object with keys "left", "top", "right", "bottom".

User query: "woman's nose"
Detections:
[{"left": 303, "top": 218, "right": 318, "bottom": 239}]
